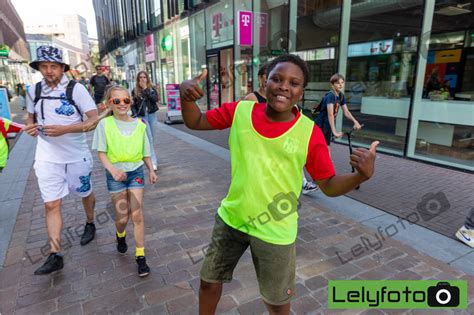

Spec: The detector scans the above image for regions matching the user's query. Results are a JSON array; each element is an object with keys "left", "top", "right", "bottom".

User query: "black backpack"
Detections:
[
  {"left": 311, "top": 90, "right": 344, "bottom": 120},
  {"left": 33, "top": 80, "right": 83, "bottom": 122}
]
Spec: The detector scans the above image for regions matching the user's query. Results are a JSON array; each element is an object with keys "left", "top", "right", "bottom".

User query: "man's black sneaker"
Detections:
[
  {"left": 136, "top": 256, "right": 150, "bottom": 277},
  {"left": 80, "top": 222, "right": 96, "bottom": 246},
  {"left": 117, "top": 235, "right": 128, "bottom": 254},
  {"left": 34, "top": 253, "right": 64, "bottom": 275}
]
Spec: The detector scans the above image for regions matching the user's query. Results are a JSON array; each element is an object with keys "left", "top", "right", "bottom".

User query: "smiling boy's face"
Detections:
[{"left": 265, "top": 62, "right": 305, "bottom": 113}]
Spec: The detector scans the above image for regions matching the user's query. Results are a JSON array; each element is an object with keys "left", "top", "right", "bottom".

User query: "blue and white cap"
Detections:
[{"left": 29, "top": 45, "right": 70, "bottom": 71}]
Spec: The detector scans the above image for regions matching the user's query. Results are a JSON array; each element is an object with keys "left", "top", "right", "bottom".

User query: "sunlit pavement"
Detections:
[{"left": 0, "top": 111, "right": 473, "bottom": 314}]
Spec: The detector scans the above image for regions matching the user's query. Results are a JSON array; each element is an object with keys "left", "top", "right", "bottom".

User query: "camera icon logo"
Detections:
[
  {"left": 416, "top": 192, "right": 450, "bottom": 221},
  {"left": 267, "top": 192, "right": 299, "bottom": 221},
  {"left": 427, "top": 282, "right": 460, "bottom": 307}
]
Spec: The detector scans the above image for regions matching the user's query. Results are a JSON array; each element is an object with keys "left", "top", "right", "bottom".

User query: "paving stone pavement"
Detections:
[
  {"left": 163, "top": 117, "right": 474, "bottom": 240},
  {"left": 0, "top": 123, "right": 473, "bottom": 314}
]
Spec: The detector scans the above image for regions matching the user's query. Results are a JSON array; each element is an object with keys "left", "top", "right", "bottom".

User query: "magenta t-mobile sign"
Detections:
[{"left": 239, "top": 11, "right": 253, "bottom": 46}]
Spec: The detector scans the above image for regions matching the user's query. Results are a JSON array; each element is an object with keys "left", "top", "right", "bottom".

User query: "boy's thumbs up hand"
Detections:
[
  {"left": 180, "top": 69, "right": 208, "bottom": 102},
  {"left": 350, "top": 140, "right": 379, "bottom": 180},
  {"left": 195, "top": 69, "right": 208, "bottom": 83}
]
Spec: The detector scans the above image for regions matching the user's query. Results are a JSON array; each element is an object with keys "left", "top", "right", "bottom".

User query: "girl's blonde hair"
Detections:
[
  {"left": 133, "top": 71, "right": 152, "bottom": 96},
  {"left": 83, "top": 85, "right": 131, "bottom": 132}
]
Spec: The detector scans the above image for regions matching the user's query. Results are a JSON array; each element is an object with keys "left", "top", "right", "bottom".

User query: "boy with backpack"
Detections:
[
  {"left": 23, "top": 46, "right": 99, "bottom": 275},
  {"left": 0, "top": 117, "right": 24, "bottom": 172},
  {"left": 180, "top": 54, "right": 379, "bottom": 313},
  {"left": 313, "top": 74, "right": 361, "bottom": 148}
]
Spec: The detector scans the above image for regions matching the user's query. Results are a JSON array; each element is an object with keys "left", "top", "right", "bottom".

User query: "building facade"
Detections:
[
  {"left": 24, "top": 14, "right": 93, "bottom": 77},
  {"left": 94, "top": 0, "right": 474, "bottom": 171},
  {"left": 0, "top": 0, "right": 34, "bottom": 90}
]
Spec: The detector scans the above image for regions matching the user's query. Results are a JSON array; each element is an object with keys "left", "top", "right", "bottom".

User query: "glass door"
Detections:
[
  {"left": 219, "top": 48, "right": 234, "bottom": 104},
  {"left": 207, "top": 53, "right": 220, "bottom": 109}
]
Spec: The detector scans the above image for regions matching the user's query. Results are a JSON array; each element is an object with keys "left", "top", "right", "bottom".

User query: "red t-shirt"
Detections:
[
  {"left": 0, "top": 118, "right": 23, "bottom": 134},
  {"left": 205, "top": 102, "right": 335, "bottom": 180}
]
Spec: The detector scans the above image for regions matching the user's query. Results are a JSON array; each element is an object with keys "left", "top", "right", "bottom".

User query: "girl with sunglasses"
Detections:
[{"left": 92, "top": 85, "right": 158, "bottom": 277}]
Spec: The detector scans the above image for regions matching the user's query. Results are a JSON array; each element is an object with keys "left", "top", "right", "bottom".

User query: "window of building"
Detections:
[
  {"left": 411, "top": 0, "right": 474, "bottom": 169},
  {"left": 344, "top": 0, "right": 424, "bottom": 155},
  {"left": 296, "top": 0, "right": 341, "bottom": 112}
]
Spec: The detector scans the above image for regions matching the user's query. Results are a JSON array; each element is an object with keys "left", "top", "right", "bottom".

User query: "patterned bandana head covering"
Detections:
[{"left": 29, "top": 45, "right": 70, "bottom": 72}]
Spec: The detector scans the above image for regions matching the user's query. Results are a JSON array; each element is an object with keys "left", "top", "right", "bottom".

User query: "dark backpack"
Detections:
[
  {"left": 33, "top": 80, "right": 83, "bottom": 122},
  {"left": 311, "top": 90, "right": 344, "bottom": 120}
]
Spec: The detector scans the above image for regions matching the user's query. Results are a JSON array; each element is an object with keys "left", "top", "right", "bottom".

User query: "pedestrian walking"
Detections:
[
  {"left": 132, "top": 71, "right": 159, "bottom": 170},
  {"left": 456, "top": 208, "right": 474, "bottom": 248},
  {"left": 180, "top": 54, "right": 379, "bottom": 314},
  {"left": 90, "top": 66, "right": 110, "bottom": 105},
  {"left": 23, "top": 46, "right": 98, "bottom": 275},
  {"left": 314, "top": 73, "right": 361, "bottom": 151},
  {"left": 92, "top": 85, "right": 158, "bottom": 277},
  {"left": 244, "top": 64, "right": 267, "bottom": 103}
]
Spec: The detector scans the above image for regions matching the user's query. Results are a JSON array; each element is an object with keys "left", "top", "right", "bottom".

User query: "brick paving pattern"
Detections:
[{"left": 163, "top": 116, "right": 474, "bottom": 240}]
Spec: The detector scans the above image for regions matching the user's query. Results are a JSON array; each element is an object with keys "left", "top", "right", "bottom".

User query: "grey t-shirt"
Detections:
[{"left": 92, "top": 117, "right": 151, "bottom": 172}]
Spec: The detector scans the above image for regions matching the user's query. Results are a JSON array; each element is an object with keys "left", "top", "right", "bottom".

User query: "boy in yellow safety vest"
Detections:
[
  {"left": 179, "top": 54, "right": 380, "bottom": 314},
  {"left": 0, "top": 117, "right": 24, "bottom": 172}
]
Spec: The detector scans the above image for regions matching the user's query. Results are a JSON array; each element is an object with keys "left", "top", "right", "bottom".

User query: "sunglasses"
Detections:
[{"left": 109, "top": 97, "right": 131, "bottom": 105}]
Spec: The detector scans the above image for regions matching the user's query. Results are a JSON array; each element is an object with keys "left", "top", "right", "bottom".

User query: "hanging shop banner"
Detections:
[
  {"left": 238, "top": 11, "right": 253, "bottom": 46},
  {"left": 0, "top": 88, "right": 11, "bottom": 120},
  {"left": 144, "top": 34, "right": 155, "bottom": 63},
  {"left": 256, "top": 12, "right": 268, "bottom": 47},
  {"left": 166, "top": 84, "right": 181, "bottom": 119}
]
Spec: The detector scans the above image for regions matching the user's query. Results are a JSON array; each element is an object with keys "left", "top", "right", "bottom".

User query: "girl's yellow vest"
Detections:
[{"left": 104, "top": 116, "right": 146, "bottom": 163}]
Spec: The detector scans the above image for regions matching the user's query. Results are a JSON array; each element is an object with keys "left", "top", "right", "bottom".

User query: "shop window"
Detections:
[
  {"left": 296, "top": 0, "right": 341, "bottom": 112},
  {"left": 412, "top": 0, "right": 474, "bottom": 169},
  {"left": 345, "top": 0, "right": 424, "bottom": 155},
  {"left": 251, "top": 0, "right": 289, "bottom": 92}
]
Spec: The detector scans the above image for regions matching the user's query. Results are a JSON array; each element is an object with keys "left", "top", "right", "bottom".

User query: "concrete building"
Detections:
[
  {"left": 0, "top": 0, "right": 33, "bottom": 89},
  {"left": 24, "top": 14, "right": 92, "bottom": 76}
]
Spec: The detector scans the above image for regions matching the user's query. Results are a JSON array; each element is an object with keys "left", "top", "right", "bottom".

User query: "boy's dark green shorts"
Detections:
[{"left": 200, "top": 214, "right": 296, "bottom": 306}]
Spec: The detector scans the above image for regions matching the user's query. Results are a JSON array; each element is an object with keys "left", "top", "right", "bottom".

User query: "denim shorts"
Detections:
[{"left": 106, "top": 165, "right": 145, "bottom": 193}]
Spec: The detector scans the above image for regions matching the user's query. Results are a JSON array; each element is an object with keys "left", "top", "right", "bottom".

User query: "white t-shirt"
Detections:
[{"left": 26, "top": 74, "right": 97, "bottom": 163}]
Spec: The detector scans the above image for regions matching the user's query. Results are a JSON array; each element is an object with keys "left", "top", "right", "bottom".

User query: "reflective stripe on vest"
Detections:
[
  {"left": 217, "top": 101, "right": 314, "bottom": 245},
  {"left": 104, "top": 116, "right": 146, "bottom": 164}
]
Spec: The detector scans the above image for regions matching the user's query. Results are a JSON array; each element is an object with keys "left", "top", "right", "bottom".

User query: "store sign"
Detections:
[
  {"left": 144, "top": 34, "right": 155, "bottom": 62},
  {"left": 166, "top": 83, "right": 181, "bottom": 116},
  {"left": 161, "top": 35, "right": 173, "bottom": 52},
  {"left": 348, "top": 40, "right": 393, "bottom": 57},
  {"left": 238, "top": 11, "right": 253, "bottom": 46},
  {"left": 0, "top": 49, "right": 8, "bottom": 58},
  {"left": 256, "top": 12, "right": 268, "bottom": 47}
]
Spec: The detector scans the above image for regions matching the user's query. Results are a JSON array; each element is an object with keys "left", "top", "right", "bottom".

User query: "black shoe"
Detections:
[
  {"left": 34, "top": 253, "right": 64, "bottom": 275},
  {"left": 117, "top": 234, "right": 128, "bottom": 254},
  {"left": 80, "top": 222, "right": 96, "bottom": 246},
  {"left": 136, "top": 256, "right": 150, "bottom": 277}
]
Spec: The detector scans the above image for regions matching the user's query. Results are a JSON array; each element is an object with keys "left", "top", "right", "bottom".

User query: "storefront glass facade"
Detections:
[{"left": 96, "top": 0, "right": 473, "bottom": 170}]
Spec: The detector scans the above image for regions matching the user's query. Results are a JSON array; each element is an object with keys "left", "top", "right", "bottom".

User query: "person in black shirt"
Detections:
[
  {"left": 244, "top": 64, "right": 267, "bottom": 103},
  {"left": 89, "top": 66, "right": 110, "bottom": 104}
]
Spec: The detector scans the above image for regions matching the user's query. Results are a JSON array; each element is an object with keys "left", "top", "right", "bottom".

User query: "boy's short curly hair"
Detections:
[{"left": 266, "top": 54, "right": 309, "bottom": 87}]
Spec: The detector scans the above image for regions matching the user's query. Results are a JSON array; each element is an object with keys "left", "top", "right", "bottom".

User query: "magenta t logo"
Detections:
[{"left": 239, "top": 11, "right": 253, "bottom": 46}]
